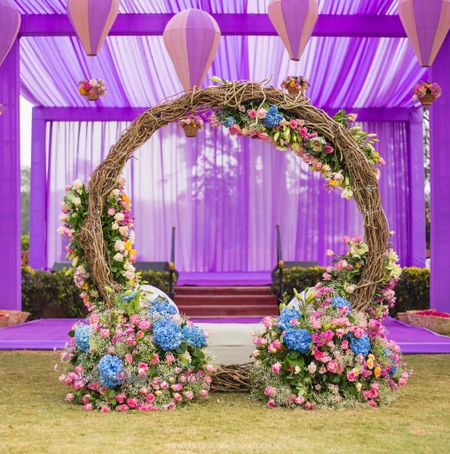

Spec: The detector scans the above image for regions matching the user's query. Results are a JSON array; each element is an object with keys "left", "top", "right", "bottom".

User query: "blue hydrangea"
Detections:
[
  {"left": 148, "top": 299, "right": 178, "bottom": 320},
  {"left": 74, "top": 324, "right": 91, "bottom": 352},
  {"left": 98, "top": 355, "right": 124, "bottom": 388},
  {"left": 332, "top": 296, "right": 351, "bottom": 313},
  {"left": 283, "top": 329, "right": 312, "bottom": 353},
  {"left": 278, "top": 307, "right": 301, "bottom": 330},
  {"left": 263, "top": 105, "right": 284, "bottom": 128},
  {"left": 182, "top": 325, "right": 207, "bottom": 348},
  {"left": 349, "top": 334, "right": 371, "bottom": 357},
  {"left": 223, "top": 116, "right": 236, "bottom": 128},
  {"left": 384, "top": 348, "right": 398, "bottom": 376},
  {"left": 153, "top": 319, "right": 183, "bottom": 351}
]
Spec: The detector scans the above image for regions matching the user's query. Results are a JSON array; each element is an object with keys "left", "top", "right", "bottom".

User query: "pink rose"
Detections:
[
  {"left": 353, "top": 327, "right": 364, "bottom": 339},
  {"left": 205, "top": 364, "right": 215, "bottom": 374},
  {"left": 127, "top": 398, "right": 139, "bottom": 408},
  {"left": 100, "top": 328, "right": 109, "bottom": 338},
  {"left": 308, "top": 362, "right": 317, "bottom": 374},
  {"left": 183, "top": 391, "right": 194, "bottom": 400},
  {"left": 368, "top": 400, "right": 377, "bottom": 408},
  {"left": 116, "top": 393, "right": 126, "bottom": 404},
  {"left": 289, "top": 119, "right": 298, "bottom": 129},
  {"left": 199, "top": 389, "right": 209, "bottom": 398},
  {"left": 272, "top": 362, "right": 282, "bottom": 375},
  {"left": 83, "top": 403, "right": 93, "bottom": 411},
  {"left": 107, "top": 208, "right": 116, "bottom": 216},
  {"left": 146, "top": 393, "right": 155, "bottom": 403},
  {"left": 129, "top": 314, "right": 139, "bottom": 325},
  {"left": 171, "top": 383, "right": 183, "bottom": 391},
  {"left": 264, "top": 386, "right": 277, "bottom": 398},
  {"left": 124, "top": 353, "right": 133, "bottom": 364},
  {"left": 173, "top": 393, "right": 183, "bottom": 402},
  {"left": 304, "top": 402, "right": 315, "bottom": 410},
  {"left": 347, "top": 370, "right": 358, "bottom": 382},
  {"left": 341, "top": 340, "right": 349, "bottom": 350},
  {"left": 324, "top": 144, "right": 334, "bottom": 154},
  {"left": 248, "top": 109, "right": 257, "bottom": 119},
  {"left": 165, "top": 353, "right": 175, "bottom": 364},
  {"left": 161, "top": 381, "right": 169, "bottom": 390},
  {"left": 151, "top": 353, "right": 159, "bottom": 365},
  {"left": 262, "top": 316, "right": 273, "bottom": 329},
  {"left": 100, "top": 406, "right": 111, "bottom": 413},
  {"left": 257, "top": 108, "right": 267, "bottom": 119},
  {"left": 116, "top": 404, "right": 129, "bottom": 412},
  {"left": 267, "top": 399, "right": 276, "bottom": 408},
  {"left": 65, "top": 393, "right": 74, "bottom": 402},
  {"left": 326, "top": 361, "right": 338, "bottom": 373},
  {"left": 138, "top": 320, "right": 150, "bottom": 331}
]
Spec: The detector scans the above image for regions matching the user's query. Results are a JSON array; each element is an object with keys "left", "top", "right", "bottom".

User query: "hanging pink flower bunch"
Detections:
[
  {"left": 78, "top": 79, "right": 107, "bottom": 101},
  {"left": 413, "top": 80, "right": 442, "bottom": 107},
  {"left": 281, "top": 76, "right": 311, "bottom": 97}
]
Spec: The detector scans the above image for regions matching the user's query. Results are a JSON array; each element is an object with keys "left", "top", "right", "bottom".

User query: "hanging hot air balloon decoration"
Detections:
[
  {"left": 0, "top": 0, "right": 21, "bottom": 67},
  {"left": 67, "top": 0, "right": 119, "bottom": 57},
  {"left": 268, "top": 0, "right": 318, "bottom": 62},
  {"left": 398, "top": 0, "right": 450, "bottom": 67},
  {"left": 163, "top": 9, "right": 221, "bottom": 137}
]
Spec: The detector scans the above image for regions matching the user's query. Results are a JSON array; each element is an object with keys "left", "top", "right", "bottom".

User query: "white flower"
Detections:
[
  {"left": 350, "top": 242, "right": 369, "bottom": 256},
  {"left": 111, "top": 222, "right": 119, "bottom": 230},
  {"left": 119, "top": 226, "right": 129, "bottom": 237},
  {"left": 114, "top": 240, "right": 125, "bottom": 252},
  {"left": 129, "top": 231, "right": 135, "bottom": 243},
  {"left": 72, "top": 197, "right": 81, "bottom": 206},
  {"left": 113, "top": 253, "right": 123, "bottom": 262},
  {"left": 59, "top": 214, "right": 68, "bottom": 222},
  {"left": 72, "top": 179, "right": 83, "bottom": 190},
  {"left": 114, "top": 212, "right": 125, "bottom": 222},
  {"left": 112, "top": 189, "right": 120, "bottom": 197},
  {"left": 57, "top": 226, "right": 65, "bottom": 235},
  {"left": 341, "top": 188, "right": 353, "bottom": 199},
  {"left": 89, "top": 79, "right": 98, "bottom": 87},
  {"left": 124, "top": 270, "right": 135, "bottom": 280}
]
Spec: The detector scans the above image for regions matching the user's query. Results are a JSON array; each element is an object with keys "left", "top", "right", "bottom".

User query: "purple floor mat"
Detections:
[
  {"left": 1, "top": 317, "right": 449, "bottom": 353},
  {"left": 177, "top": 272, "right": 272, "bottom": 287}
]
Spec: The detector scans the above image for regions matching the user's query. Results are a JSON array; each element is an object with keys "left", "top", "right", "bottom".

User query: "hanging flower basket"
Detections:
[
  {"left": 413, "top": 81, "right": 442, "bottom": 107},
  {"left": 0, "top": 310, "right": 30, "bottom": 328},
  {"left": 397, "top": 310, "right": 450, "bottom": 335},
  {"left": 78, "top": 79, "right": 107, "bottom": 102},
  {"left": 281, "top": 76, "right": 310, "bottom": 97},
  {"left": 179, "top": 115, "right": 204, "bottom": 137}
]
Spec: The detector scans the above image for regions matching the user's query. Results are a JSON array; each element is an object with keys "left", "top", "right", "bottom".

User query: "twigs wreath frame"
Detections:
[{"left": 78, "top": 81, "right": 389, "bottom": 311}]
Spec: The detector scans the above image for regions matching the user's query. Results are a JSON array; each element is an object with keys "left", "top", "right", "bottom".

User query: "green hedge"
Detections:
[
  {"left": 22, "top": 268, "right": 177, "bottom": 320},
  {"left": 272, "top": 266, "right": 430, "bottom": 316}
]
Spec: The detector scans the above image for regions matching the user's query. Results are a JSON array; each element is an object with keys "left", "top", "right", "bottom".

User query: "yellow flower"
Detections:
[
  {"left": 329, "top": 180, "right": 338, "bottom": 187},
  {"left": 374, "top": 366, "right": 381, "bottom": 378},
  {"left": 289, "top": 80, "right": 296, "bottom": 88},
  {"left": 122, "top": 194, "right": 130, "bottom": 205},
  {"left": 125, "top": 240, "right": 132, "bottom": 251},
  {"left": 366, "top": 358, "right": 374, "bottom": 369}
]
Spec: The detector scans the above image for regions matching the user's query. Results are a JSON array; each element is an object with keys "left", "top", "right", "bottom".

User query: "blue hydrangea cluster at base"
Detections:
[
  {"left": 148, "top": 299, "right": 178, "bottom": 319},
  {"left": 278, "top": 307, "right": 302, "bottom": 330},
  {"left": 332, "top": 296, "right": 351, "bottom": 312},
  {"left": 153, "top": 319, "right": 183, "bottom": 351},
  {"left": 283, "top": 329, "right": 312, "bottom": 353},
  {"left": 349, "top": 334, "right": 371, "bottom": 356},
  {"left": 74, "top": 324, "right": 91, "bottom": 352},
  {"left": 182, "top": 325, "right": 207, "bottom": 348},
  {"left": 98, "top": 354, "right": 124, "bottom": 388}
]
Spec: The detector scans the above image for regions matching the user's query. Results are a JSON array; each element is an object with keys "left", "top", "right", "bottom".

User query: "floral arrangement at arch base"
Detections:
[
  {"left": 78, "top": 79, "right": 107, "bottom": 101},
  {"left": 58, "top": 179, "right": 215, "bottom": 411},
  {"left": 413, "top": 80, "right": 442, "bottom": 107},
  {"left": 179, "top": 114, "right": 204, "bottom": 138},
  {"left": 251, "top": 236, "right": 410, "bottom": 409}
]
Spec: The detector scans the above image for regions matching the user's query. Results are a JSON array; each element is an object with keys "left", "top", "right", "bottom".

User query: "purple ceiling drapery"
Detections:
[{"left": 44, "top": 118, "right": 421, "bottom": 272}]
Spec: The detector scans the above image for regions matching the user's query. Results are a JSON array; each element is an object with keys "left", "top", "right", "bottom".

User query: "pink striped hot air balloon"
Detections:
[
  {"left": 67, "top": 0, "right": 119, "bottom": 56},
  {"left": 163, "top": 9, "right": 221, "bottom": 91},
  {"left": 398, "top": 0, "right": 450, "bottom": 67},
  {"left": 0, "top": 0, "right": 21, "bottom": 67},
  {"left": 268, "top": 0, "right": 318, "bottom": 61}
]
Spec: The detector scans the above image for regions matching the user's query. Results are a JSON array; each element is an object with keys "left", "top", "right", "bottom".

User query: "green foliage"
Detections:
[
  {"left": 273, "top": 266, "right": 430, "bottom": 315},
  {"left": 21, "top": 268, "right": 177, "bottom": 320},
  {"left": 21, "top": 166, "right": 30, "bottom": 235}
]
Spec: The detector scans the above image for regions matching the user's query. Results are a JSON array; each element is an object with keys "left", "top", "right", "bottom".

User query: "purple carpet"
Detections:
[
  {"left": 177, "top": 272, "right": 272, "bottom": 287},
  {"left": 1, "top": 317, "right": 450, "bottom": 353}
]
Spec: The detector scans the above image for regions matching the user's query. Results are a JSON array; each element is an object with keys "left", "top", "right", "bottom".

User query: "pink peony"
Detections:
[
  {"left": 267, "top": 399, "right": 276, "bottom": 408},
  {"left": 272, "top": 362, "right": 282, "bottom": 375},
  {"left": 138, "top": 320, "right": 150, "bottom": 331}
]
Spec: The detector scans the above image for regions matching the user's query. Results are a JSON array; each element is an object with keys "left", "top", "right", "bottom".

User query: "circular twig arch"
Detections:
[{"left": 79, "top": 81, "right": 389, "bottom": 311}]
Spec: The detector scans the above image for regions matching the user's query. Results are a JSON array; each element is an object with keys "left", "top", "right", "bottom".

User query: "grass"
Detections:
[{"left": 0, "top": 352, "right": 449, "bottom": 453}]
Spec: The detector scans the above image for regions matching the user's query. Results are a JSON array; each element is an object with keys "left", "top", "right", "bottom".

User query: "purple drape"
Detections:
[{"left": 44, "top": 118, "right": 421, "bottom": 272}]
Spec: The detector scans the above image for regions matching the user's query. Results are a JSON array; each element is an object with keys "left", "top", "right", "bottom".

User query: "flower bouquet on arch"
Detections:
[
  {"left": 281, "top": 76, "right": 310, "bottom": 97},
  {"left": 179, "top": 114, "right": 204, "bottom": 137}
]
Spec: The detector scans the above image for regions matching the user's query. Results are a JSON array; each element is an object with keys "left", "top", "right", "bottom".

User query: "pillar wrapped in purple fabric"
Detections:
[
  {"left": 268, "top": 0, "right": 318, "bottom": 61},
  {"left": 0, "top": 41, "right": 21, "bottom": 310},
  {"left": 398, "top": 0, "right": 450, "bottom": 67},
  {"left": 67, "top": 0, "right": 119, "bottom": 56},
  {"left": 0, "top": 0, "right": 21, "bottom": 67},
  {"left": 163, "top": 9, "right": 221, "bottom": 91}
]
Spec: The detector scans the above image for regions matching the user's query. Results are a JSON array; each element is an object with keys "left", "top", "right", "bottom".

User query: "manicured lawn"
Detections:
[{"left": 0, "top": 352, "right": 449, "bottom": 453}]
